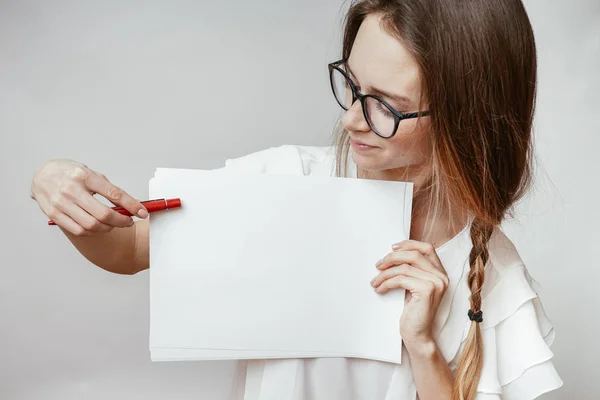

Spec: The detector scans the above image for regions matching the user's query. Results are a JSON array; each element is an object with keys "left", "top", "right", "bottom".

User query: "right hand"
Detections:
[{"left": 30, "top": 159, "right": 148, "bottom": 236}]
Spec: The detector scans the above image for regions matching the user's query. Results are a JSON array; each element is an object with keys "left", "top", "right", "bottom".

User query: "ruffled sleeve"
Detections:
[
  {"left": 223, "top": 144, "right": 335, "bottom": 177},
  {"left": 445, "top": 230, "right": 563, "bottom": 400},
  {"left": 475, "top": 293, "right": 562, "bottom": 399},
  {"left": 223, "top": 145, "right": 305, "bottom": 175}
]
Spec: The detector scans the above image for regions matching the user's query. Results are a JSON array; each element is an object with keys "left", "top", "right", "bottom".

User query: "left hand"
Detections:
[{"left": 370, "top": 240, "right": 449, "bottom": 347}]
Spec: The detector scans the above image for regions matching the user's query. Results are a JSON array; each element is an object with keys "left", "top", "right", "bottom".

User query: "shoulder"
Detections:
[
  {"left": 485, "top": 228, "right": 530, "bottom": 285},
  {"left": 481, "top": 229, "right": 551, "bottom": 328},
  {"left": 223, "top": 144, "right": 336, "bottom": 176},
  {"left": 464, "top": 228, "right": 563, "bottom": 399}
]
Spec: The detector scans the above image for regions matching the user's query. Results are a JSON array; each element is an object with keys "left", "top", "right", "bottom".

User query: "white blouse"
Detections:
[{"left": 218, "top": 145, "right": 562, "bottom": 400}]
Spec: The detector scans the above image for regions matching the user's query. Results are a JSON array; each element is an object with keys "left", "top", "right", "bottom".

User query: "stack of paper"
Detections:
[{"left": 149, "top": 167, "right": 413, "bottom": 364}]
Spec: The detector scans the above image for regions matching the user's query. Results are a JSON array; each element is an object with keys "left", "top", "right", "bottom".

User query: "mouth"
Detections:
[{"left": 350, "top": 137, "right": 378, "bottom": 151}]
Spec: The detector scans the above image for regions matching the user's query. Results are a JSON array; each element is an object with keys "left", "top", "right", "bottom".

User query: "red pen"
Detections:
[{"left": 48, "top": 198, "right": 182, "bottom": 225}]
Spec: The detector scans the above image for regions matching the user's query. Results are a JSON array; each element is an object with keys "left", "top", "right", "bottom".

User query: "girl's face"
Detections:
[{"left": 342, "top": 14, "right": 432, "bottom": 181}]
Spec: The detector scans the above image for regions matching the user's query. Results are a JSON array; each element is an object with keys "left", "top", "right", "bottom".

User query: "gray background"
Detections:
[{"left": 1, "top": 0, "right": 598, "bottom": 398}]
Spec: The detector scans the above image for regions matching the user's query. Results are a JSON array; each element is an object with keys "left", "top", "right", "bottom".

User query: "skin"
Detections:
[
  {"left": 29, "top": 13, "right": 470, "bottom": 400},
  {"left": 30, "top": 158, "right": 150, "bottom": 275}
]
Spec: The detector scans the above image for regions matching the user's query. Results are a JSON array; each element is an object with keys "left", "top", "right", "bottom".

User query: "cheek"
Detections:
[{"left": 386, "top": 120, "right": 432, "bottom": 159}]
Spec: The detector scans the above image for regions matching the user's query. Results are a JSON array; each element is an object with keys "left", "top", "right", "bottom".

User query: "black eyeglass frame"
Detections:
[{"left": 328, "top": 58, "right": 430, "bottom": 139}]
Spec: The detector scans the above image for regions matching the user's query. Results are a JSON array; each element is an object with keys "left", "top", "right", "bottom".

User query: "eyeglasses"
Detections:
[{"left": 328, "top": 58, "right": 430, "bottom": 139}]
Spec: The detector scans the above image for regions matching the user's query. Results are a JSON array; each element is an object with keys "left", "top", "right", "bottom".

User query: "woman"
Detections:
[{"left": 30, "top": 0, "right": 562, "bottom": 399}]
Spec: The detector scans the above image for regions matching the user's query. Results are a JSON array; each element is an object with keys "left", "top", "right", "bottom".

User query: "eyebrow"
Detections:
[{"left": 346, "top": 62, "right": 413, "bottom": 107}]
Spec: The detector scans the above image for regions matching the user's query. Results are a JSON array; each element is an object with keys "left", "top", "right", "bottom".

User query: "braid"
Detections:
[
  {"left": 467, "top": 218, "right": 492, "bottom": 315},
  {"left": 452, "top": 217, "right": 494, "bottom": 400}
]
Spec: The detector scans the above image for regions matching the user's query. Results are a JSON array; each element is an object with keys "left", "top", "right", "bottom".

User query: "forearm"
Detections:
[
  {"left": 60, "top": 219, "right": 148, "bottom": 275},
  {"left": 405, "top": 340, "right": 453, "bottom": 400}
]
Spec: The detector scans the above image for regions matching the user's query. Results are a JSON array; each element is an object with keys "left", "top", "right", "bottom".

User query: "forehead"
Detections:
[{"left": 347, "top": 14, "right": 421, "bottom": 96}]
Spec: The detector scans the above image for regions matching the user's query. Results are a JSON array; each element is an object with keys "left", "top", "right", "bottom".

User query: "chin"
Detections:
[{"left": 350, "top": 151, "right": 385, "bottom": 172}]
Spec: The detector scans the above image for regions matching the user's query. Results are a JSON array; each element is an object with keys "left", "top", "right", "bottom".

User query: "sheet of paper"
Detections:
[
  {"left": 149, "top": 168, "right": 413, "bottom": 364},
  {"left": 150, "top": 348, "right": 378, "bottom": 361}
]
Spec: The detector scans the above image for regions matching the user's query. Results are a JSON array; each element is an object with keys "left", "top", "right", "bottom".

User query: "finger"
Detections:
[
  {"left": 377, "top": 250, "right": 446, "bottom": 281},
  {"left": 85, "top": 173, "right": 148, "bottom": 219},
  {"left": 373, "top": 264, "right": 448, "bottom": 297},
  {"left": 73, "top": 187, "right": 134, "bottom": 228},
  {"left": 47, "top": 211, "right": 91, "bottom": 237},
  {"left": 58, "top": 201, "right": 114, "bottom": 233},
  {"left": 376, "top": 275, "right": 429, "bottom": 294},
  {"left": 371, "top": 263, "right": 437, "bottom": 289},
  {"left": 391, "top": 240, "right": 444, "bottom": 272}
]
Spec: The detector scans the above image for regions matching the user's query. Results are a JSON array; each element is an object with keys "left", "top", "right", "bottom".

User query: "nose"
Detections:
[{"left": 341, "top": 99, "right": 370, "bottom": 133}]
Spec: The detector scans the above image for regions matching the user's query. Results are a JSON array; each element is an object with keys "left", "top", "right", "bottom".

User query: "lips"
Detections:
[{"left": 350, "top": 138, "right": 377, "bottom": 148}]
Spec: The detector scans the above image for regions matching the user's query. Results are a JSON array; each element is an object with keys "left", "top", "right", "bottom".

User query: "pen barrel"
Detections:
[
  {"left": 112, "top": 199, "right": 166, "bottom": 214},
  {"left": 47, "top": 198, "right": 181, "bottom": 225}
]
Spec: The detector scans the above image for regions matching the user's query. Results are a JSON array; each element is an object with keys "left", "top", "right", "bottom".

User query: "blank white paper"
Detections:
[{"left": 149, "top": 168, "right": 413, "bottom": 364}]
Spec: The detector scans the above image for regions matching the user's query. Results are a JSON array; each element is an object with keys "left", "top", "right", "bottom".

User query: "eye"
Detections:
[{"left": 375, "top": 102, "right": 396, "bottom": 119}]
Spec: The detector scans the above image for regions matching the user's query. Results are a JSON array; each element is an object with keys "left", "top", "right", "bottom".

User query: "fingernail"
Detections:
[
  {"left": 128, "top": 219, "right": 134, "bottom": 227},
  {"left": 370, "top": 277, "right": 376, "bottom": 286},
  {"left": 138, "top": 209, "right": 148, "bottom": 219},
  {"left": 392, "top": 242, "right": 403, "bottom": 250},
  {"left": 375, "top": 259, "right": 383, "bottom": 267}
]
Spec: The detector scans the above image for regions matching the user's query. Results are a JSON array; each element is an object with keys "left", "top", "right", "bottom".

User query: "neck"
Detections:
[
  {"left": 410, "top": 190, "right": 470, "bottom": 248},
  {"left": 358, "top": 166, "right": 470, "bottom": 248}
]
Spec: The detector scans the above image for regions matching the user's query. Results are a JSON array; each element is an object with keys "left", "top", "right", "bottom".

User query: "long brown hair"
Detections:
[{"left": 334, "top": 1, "right": 537, "bottom": 398}]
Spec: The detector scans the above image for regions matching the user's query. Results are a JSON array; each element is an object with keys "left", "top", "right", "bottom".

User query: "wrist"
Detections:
[{"left": 403, "top": 337, "right": 437, "bottom": 359}]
